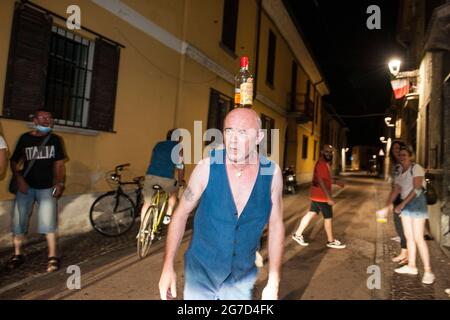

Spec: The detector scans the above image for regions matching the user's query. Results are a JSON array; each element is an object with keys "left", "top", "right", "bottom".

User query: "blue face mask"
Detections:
[{"left": 35, "top": 125, "right": 52, "bottom": 134}]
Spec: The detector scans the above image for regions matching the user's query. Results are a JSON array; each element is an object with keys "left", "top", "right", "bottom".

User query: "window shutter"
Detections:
[
  {"left": 3, "top": 3, "right": 52, "bottom": 120},
  {"left": 88, "top": 38, "right": 120, "bottom": 132}
]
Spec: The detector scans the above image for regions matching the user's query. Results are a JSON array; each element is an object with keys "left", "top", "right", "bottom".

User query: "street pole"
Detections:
[
  {"left": 384, "top": 138, "right": 392, "bottom": 181},
  {"left": 341, "top": 148, "right": 346, "bottom": 174}
]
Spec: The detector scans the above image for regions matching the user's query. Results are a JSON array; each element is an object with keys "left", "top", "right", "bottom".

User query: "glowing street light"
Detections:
[
  {"left": 388, "top": 59, "right": 401, "bottom": 76},
  {"left": 380, "top": 136, "right": 386, "bottom": 143}
]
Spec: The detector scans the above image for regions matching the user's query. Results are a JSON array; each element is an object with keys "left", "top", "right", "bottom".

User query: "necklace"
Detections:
[{"left": 232, "top": 164, "right": 248, "bottom": 177}]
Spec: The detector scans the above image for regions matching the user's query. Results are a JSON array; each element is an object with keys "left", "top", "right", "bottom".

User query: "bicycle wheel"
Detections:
[
  {"left": 89, "top": 191, "right": 136, "bottom": 237},
  {"left": 137, "top": 205, "right": 158, "bottom": 259}
]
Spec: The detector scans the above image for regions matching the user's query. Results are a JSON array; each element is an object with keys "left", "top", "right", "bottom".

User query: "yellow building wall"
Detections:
[
  {"left": 256, "top": 14, "right": 291, "bottom": 112},
  {"left": 185, "top": 0, "right": 258, "bottom": 82},
  {"left": 0, "top": 0, "right": 183, "bottom": 200},
  {"left": 0, "top": 0, "right": 323, "bottom": 199}
]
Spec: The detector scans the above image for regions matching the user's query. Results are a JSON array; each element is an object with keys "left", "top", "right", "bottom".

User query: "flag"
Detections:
[{"left": 390, "top": 78, "right": 410, "bottom": 99}]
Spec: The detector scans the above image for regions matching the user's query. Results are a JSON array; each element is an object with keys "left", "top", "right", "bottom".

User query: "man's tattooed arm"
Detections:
[{"left": 184, "top": 186, "right": 195, "bottom": 202}]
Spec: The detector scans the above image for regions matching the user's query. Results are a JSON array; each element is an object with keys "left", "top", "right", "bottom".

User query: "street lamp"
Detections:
[
  {"left": 388, "top": 59, "right": 401, "bottom": 76},
  {"left": 380, "top": 136, "right": 387, "bottom": 143}
]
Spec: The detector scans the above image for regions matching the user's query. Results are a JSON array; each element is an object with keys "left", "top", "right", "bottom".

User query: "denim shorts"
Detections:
[
  {"left": 11, "top": 188, "right": 58, "bottom": 235},
  {"left": 401, "top": 194, "right": 428, "bottom": 219}
]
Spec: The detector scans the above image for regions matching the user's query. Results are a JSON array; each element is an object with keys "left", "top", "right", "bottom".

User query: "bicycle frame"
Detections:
[{"left": 151, "top": 189, "right": 169, "bottom": 235}]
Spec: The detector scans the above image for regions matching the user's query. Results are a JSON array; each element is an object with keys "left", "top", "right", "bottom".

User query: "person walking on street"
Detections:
[
  {"left": 159, "top": 108, "right": 284, "bottom": 300},
  {"left": 6, "top": 109, "right": 66, "bottom": 273},
  {"left": 377, "top": 146, "right": 435, "bottom": 284},
  {"left": 292, "top": 144, "right": 346, "bottom": 249},
  {"left": 141, "top": 129, "right": 184, "bottom": 225}
]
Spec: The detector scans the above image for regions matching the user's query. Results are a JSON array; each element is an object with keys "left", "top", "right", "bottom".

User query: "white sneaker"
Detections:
[
  {"left": 255, "top": 251, "right": 264, "bottom": 268},
  {"left": 292, "top": 234, "right": 309, "bottom": 246},
  {"left": 394, "top": 265, "right": 418, "bottom": 275},
  {"left": 422, "top": 272, "right": 435, "bottom": 284},
  {"left": 162, "top": 215, "right": 171, "bottom": 225},
  {"left": 326, "top": 239, "right": 346, "bottom": 249},
  {"left": 445, "top": 288, "right": 450, "bottom": 295}
]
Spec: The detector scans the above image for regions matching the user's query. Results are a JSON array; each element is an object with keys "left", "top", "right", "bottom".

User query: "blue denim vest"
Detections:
[{"left": 185, "top": 149, "right": 275, "bottom": 287}]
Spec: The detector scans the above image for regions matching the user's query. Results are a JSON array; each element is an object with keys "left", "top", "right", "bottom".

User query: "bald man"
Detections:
[{"left": 159, "top": 108, "right": 284, "bottom": 300}]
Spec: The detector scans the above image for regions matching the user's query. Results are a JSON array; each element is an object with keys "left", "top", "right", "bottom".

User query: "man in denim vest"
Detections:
[{"left": 159, "top": 108, "right": 284, "bottom": 300}]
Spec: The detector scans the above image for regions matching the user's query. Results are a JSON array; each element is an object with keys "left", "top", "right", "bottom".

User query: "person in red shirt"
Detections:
[{"left": 292, "top": 144, "right": 346, "bottom": 249}]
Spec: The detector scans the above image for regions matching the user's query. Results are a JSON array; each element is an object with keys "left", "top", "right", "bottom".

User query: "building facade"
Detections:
[
  {"left": 320, "top": 102, "right": 348, "bottom": 175},
  {"left": 391, "top": 0, "right": 450, "bottom": 248},
  {"left": 0, "top": 0, "right": 329, "bottom": 249}
]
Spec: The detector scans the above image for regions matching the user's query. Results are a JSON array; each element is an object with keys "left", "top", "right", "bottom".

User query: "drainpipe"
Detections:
[{"left": 253, "top": 0, "right": 262, "bottom": 102}]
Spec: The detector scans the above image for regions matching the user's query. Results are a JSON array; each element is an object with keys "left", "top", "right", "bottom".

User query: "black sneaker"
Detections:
[{"left": 5, "top": 254, "right": 25, "bottom": 270}]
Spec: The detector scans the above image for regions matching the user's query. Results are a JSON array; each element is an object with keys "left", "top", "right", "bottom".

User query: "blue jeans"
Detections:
[
  {"left": 184, "top": 254, "right": 258, "bottom": 300},
  {"left": 11, "top": 188, "right": 57, "bottom": 235}
]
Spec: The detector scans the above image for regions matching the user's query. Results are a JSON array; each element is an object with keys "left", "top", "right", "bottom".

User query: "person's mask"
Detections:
[{"left": 35, "top": 125, "right": 52, "bottom": 133}]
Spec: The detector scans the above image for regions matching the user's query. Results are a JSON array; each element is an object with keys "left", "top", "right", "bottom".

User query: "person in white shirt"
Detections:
[
  {"left": 378, "top": 146, "right": 435, "bottom": 284},
  {"left": 0, "top": 134, "right": 8, "bottom": 176}
]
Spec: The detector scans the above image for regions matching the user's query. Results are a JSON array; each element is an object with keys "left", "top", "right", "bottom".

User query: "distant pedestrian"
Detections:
[{"left": 292, "top": 144, "right": 346, "bottom": 249}]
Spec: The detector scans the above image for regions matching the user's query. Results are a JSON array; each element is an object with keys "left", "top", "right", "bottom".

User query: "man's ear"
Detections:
[{"left": 256, "top": 129, "right": 265, "bottom": 145}]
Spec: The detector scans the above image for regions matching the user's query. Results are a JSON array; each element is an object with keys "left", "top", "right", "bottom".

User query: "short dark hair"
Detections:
[{"left": 32, "top": 109, "right": 53, "bottom": 119}]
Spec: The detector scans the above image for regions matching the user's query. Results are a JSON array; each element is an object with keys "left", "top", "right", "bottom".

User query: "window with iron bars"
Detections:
[{"left": 45, "top": 25, "right": 95, "bottom": 128}]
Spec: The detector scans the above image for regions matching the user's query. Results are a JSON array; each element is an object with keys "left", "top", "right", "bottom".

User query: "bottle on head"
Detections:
[{"left": 234, "top": 56, "right": 254, "bottom": 108}]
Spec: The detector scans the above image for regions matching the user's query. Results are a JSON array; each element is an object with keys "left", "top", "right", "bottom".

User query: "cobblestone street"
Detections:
[{"left": 0, "top": 176, "right": 449, "bottom": 300}]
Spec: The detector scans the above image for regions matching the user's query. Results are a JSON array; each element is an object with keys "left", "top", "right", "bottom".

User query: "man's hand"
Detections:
[
  {"left": 52, "top": 184, "right": 64, "bottom": 198},
  {"left": 261, "top": 282, "right": 279, "bottom": 300},
  {"left": 17, "top": 176, "right": 29, "bottom": 194},
  {"left": 327, "top": 199, "right": 335, "bottom": 206},
  {"left": 159, "top": 267, "right": 177, "bottom": 300}
]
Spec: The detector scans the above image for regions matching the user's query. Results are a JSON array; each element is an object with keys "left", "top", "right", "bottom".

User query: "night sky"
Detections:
[{"left": 284, "top": 0, "right": 404, "bottom": 147}]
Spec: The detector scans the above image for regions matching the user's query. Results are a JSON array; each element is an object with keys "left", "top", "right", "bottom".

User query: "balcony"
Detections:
[{"left": 287, "top": 93, "right": 314, "bottom": 123}]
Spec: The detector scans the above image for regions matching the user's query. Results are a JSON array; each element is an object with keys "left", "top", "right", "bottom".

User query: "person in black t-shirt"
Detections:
[{"left": 6, "top": 109, "right": 66, "bottom": 273}]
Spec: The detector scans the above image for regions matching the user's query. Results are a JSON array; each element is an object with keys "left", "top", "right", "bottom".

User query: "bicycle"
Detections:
[
  {"left": 89, "top": 163, "right": 145, "bottom": 237},
  {"left": 137, "top": 184, "right": 171, "bottom": 259}
]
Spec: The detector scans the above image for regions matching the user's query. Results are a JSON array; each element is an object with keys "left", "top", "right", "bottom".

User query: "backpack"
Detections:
[{"left": 410, "top": 163, "right": 437, "bottom": 205}]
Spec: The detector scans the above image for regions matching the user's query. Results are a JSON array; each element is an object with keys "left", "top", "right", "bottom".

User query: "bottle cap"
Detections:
[{"left": 240, "top": 56, "right": 249, "bottom": 68}]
